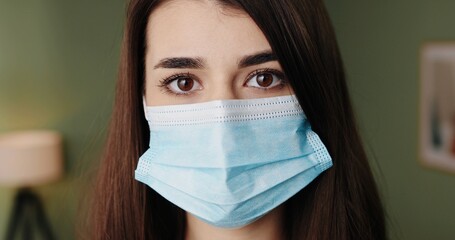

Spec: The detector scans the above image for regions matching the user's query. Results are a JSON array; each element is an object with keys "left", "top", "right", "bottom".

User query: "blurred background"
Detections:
[
  {"left": 326, "top": 0, "right": 455, "bottom": 239},
  {"left": 0, "top": 0, "right": 454, "bottom": 239},
  {"left": 0, "top": 0, "right": 124, "bottom": 239}
]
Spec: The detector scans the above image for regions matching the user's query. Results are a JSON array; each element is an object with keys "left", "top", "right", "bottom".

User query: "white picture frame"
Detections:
[{"left": 420, "top": 42, "right": 455, "bottom": 173}]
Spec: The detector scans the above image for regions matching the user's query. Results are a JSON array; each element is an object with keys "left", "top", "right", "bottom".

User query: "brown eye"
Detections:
[
  {"left": 245, "top": 69, "right": 285, "bottom": 90},
  {"left": 163, "top": 74, "right": 202, "bottom": 95},
  {"left": 177, "top": 78, "right": 194, "bottom": 91},
  {"left": 256, "top": 73, "right": 274, "bottom": 87}
]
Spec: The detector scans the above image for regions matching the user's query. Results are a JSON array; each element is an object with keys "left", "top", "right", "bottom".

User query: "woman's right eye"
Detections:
[{"left": 159, "top": 74, "right": 203, "bottom": 95}]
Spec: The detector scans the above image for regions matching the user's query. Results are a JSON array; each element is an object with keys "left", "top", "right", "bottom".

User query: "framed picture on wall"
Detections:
[{"left": 420, "top": 42, "right": 455, "bottom": 173}]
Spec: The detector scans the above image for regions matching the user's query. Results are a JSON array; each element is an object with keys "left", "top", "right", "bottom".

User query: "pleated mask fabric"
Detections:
[{"left": 135, "top": 95, "right": 332, "bottom": 228}]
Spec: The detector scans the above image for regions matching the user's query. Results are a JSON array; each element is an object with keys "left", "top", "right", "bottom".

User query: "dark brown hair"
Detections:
[{"left": 88, "top": 0, "right": 386, "bottom": 239}]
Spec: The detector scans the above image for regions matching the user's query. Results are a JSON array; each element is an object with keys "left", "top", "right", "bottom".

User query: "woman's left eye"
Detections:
[{"left": 244, "top": 69, "right": 286, "bottom": 90}]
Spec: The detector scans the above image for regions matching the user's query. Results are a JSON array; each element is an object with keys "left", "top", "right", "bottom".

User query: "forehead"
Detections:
[{"left": 146, "top": 0, "right": 271, "bottom": 62}]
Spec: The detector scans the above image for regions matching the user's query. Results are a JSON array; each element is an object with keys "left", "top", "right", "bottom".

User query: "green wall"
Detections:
[
  {"left": 0, "top": 1, "right": 124, "bottom": 239},
  {"left": 325, "top": 0, "right": 455, "bottom": 239},
  {"left": 1, "top": 1, "right": 455, "bottom": 239}
]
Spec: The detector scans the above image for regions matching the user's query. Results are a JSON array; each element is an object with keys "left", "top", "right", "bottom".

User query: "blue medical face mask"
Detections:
[{"left": 135, "top": 95, "right": 332, "bottom": 228}]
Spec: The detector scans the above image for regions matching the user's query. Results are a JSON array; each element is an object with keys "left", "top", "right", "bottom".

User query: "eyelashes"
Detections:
[
  {"left": 158, "top": 72, "right": 197, "bottom": 88},
  {"left": 157, "top": 72, "right": 201, "bottom": 95},
  {"left": 244, "top": 68, "right": 286, "bottom": 89},
  {"left": 157, "top": 68, "right": 288, "bottom": 96}
]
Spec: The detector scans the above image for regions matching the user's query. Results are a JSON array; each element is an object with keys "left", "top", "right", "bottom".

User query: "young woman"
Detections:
[{"left": 89, "top": 0, "right": 386, "bottom": 239}]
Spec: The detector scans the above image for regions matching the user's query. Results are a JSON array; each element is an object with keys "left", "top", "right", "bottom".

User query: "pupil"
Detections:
[
  {"left": 177, "top": 78, "right": 194, "bottom": 91},
  {"left": 257, "top": 73, "right": 273, "bottom": 87}
]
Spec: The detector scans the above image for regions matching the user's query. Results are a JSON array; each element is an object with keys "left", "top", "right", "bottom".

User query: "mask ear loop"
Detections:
[{"left": 142, "top": 96, "right": 149, "bottom": 121}]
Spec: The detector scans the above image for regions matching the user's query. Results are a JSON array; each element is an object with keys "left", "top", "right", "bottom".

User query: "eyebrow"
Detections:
[
  {"left": 153, "top": 50, "right": 277, "bottom": 69},
  {"left": 153, "top": 57, "right": 204, "bottom": 69},
  {"left": 238, "top": 50, "right": 277, "bottom": 68}
]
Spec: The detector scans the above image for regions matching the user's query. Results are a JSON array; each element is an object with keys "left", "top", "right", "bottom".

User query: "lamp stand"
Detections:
[{"left": 4, "top": 188, "right": 56, "bottom": 240}]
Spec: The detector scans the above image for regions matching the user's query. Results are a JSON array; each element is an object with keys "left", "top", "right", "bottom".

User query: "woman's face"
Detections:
[{"left": 145, "top": 0, "right": 293, "bottom": 106}]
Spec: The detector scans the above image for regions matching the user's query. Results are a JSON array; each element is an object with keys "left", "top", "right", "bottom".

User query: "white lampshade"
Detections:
[{"left": 0, "top": 130, "right": 63, "bottom": 187}]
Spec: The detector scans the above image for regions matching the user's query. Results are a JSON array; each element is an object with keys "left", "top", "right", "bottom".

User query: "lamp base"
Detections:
[{"left": 4, "top": 188, "right": 56, "bottom": 240}]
